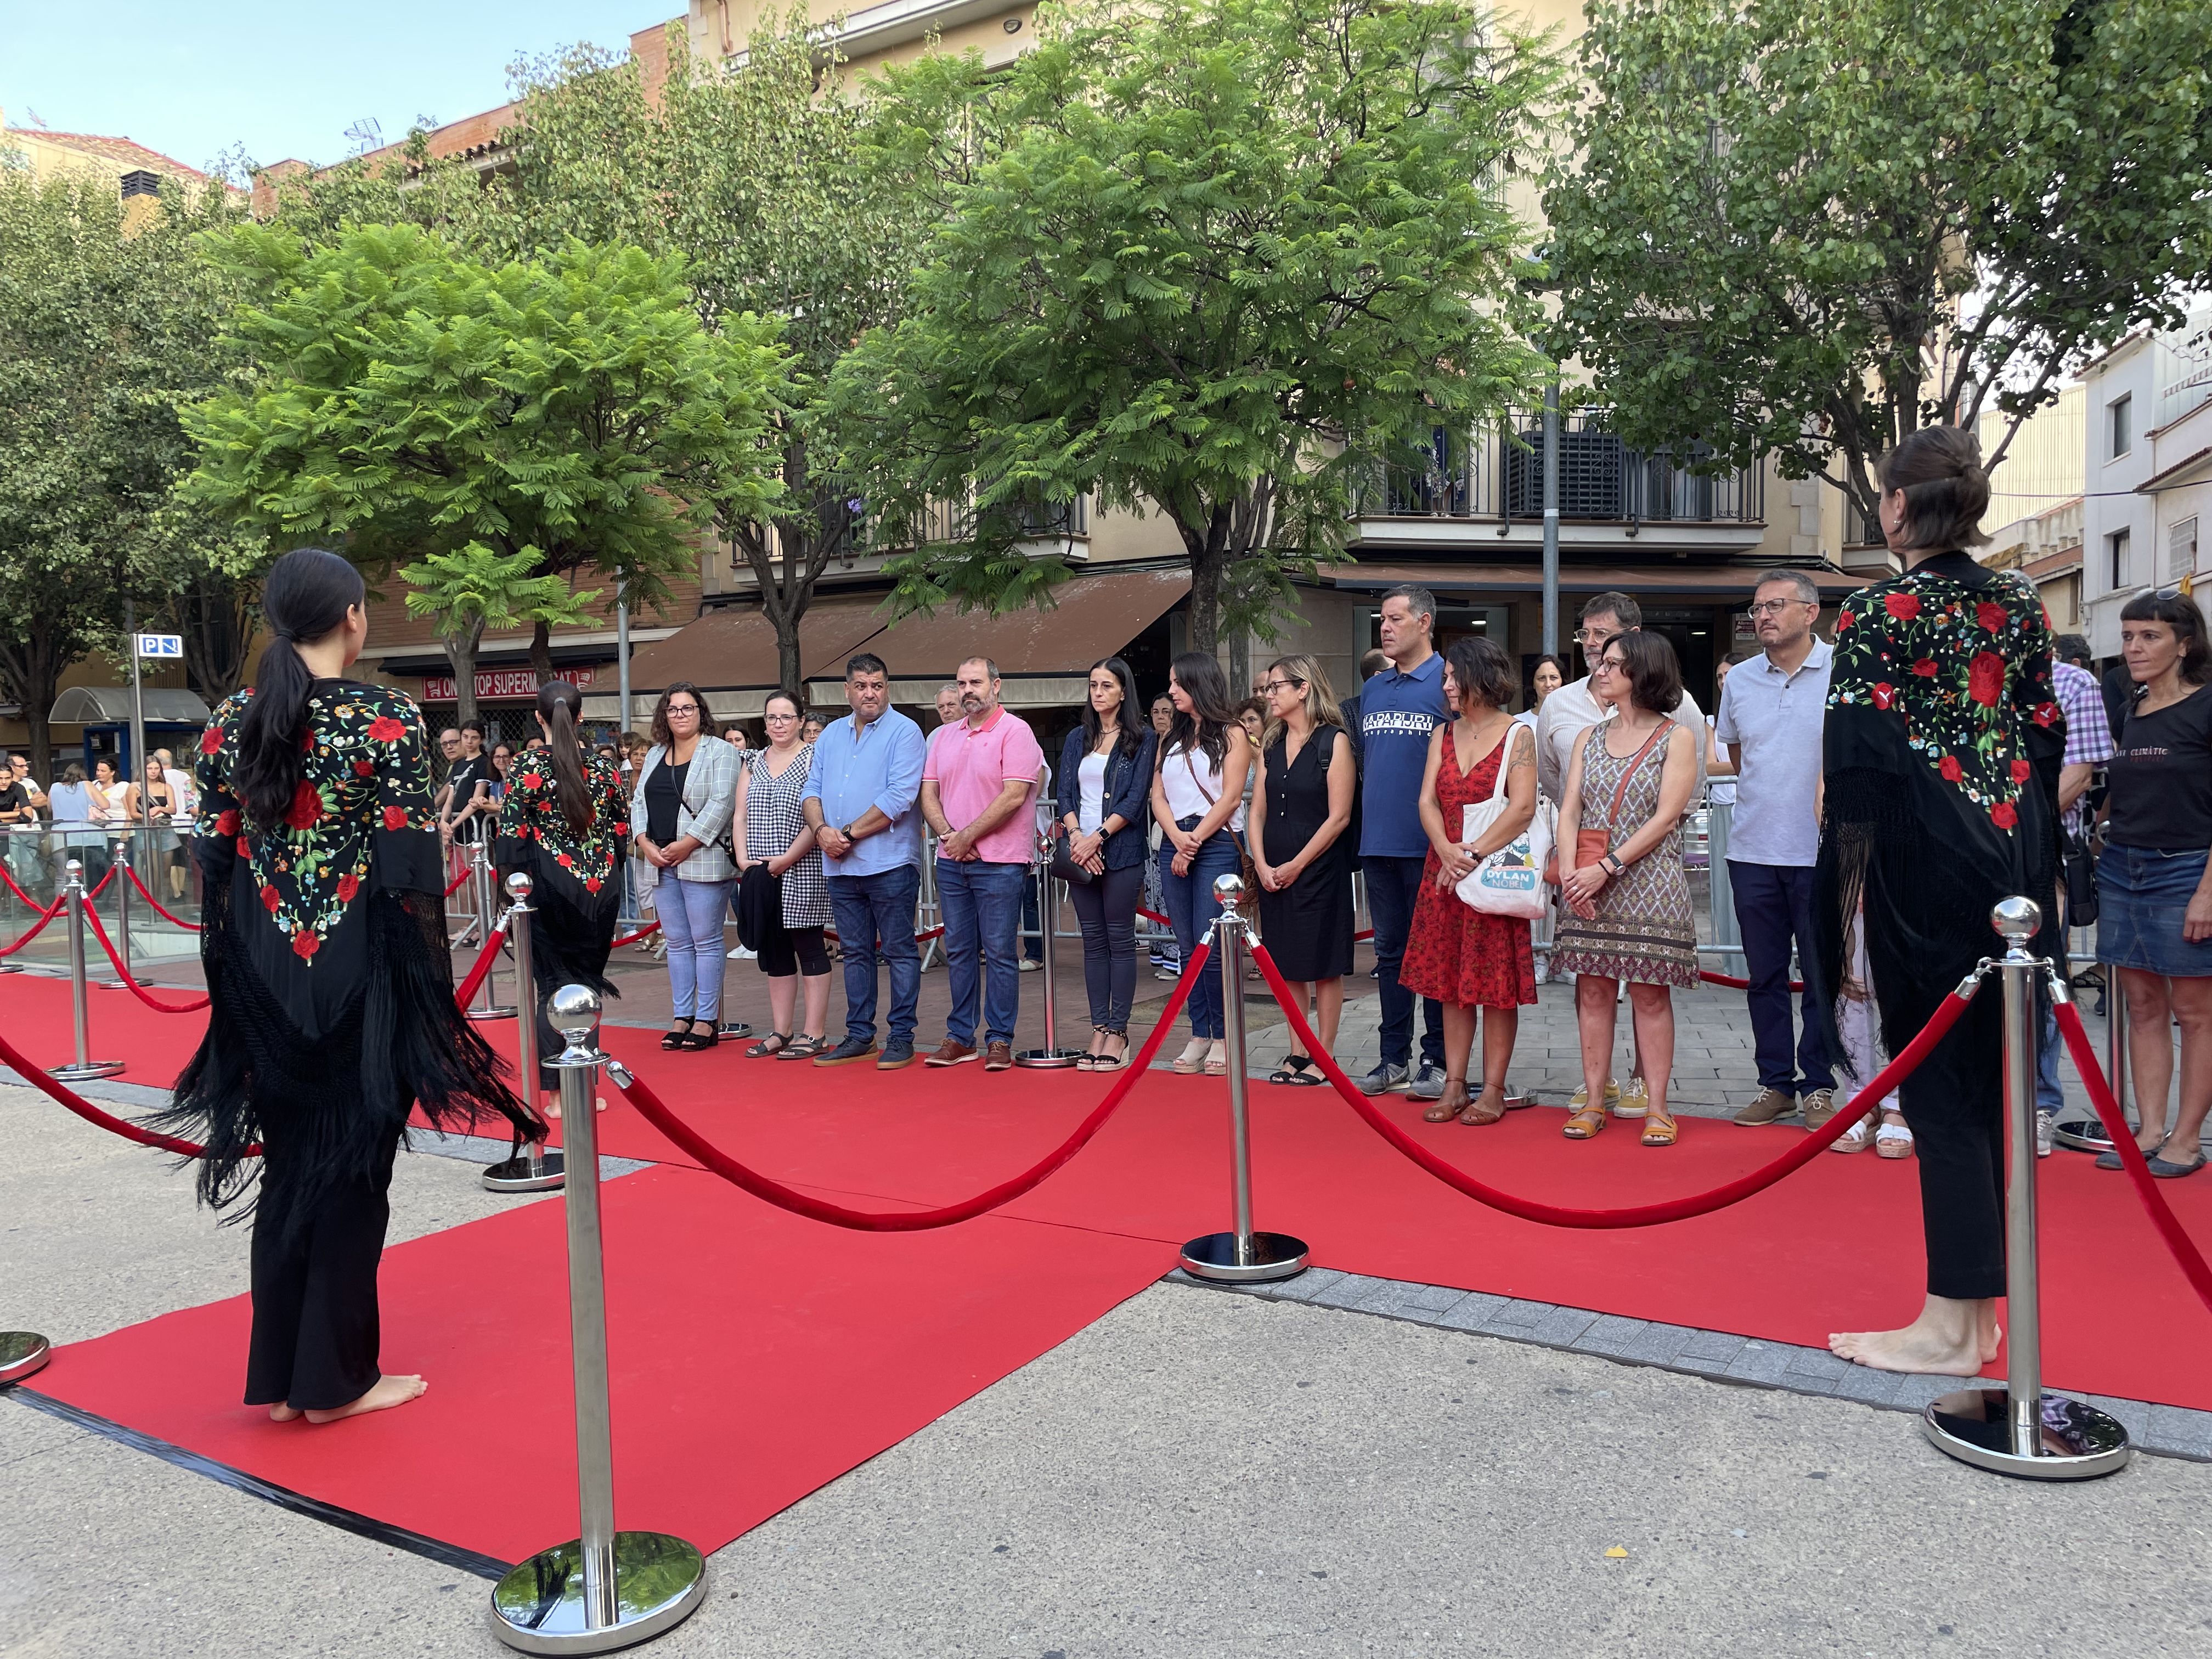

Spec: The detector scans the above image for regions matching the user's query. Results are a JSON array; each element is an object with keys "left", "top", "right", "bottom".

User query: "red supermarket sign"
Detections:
[{"left": 421, "top": 666, "right": 594, "bottom": 702}]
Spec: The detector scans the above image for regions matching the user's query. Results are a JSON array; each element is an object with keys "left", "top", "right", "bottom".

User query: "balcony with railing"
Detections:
[
  {"left": 1350, "top": 408, "right": 1766, "bottom": 551},
  {"left": 848, "top": 492, "right": 1092, "bottom": 558}
]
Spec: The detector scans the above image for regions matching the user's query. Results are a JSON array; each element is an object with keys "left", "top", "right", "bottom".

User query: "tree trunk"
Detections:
[
  {"left": 529, "top": 619, "right": 555, "bottom": 686},
  {"left": 0, "top": 628, "right": 69, "bottom": 783},
  {"left": 444, "top": 624, "right": 483, "bottom": 729},
  {"left": 1180, "top": 501, "right": 1233, "bottom": 655},
  {"left": 22, "top": 704, "right": 54, "bottom": 789},
  {"left": 1228, "top": 629, "right": 1251, "bottom": 698},
  {"left": 777, "top": 623, "right": 804, "bottom": 703},
  {"left": 171, "top": 568, "right": 258, "bottom": 704}
]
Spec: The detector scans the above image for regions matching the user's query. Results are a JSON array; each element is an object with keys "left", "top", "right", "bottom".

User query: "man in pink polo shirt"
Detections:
[{"left": 919, "top": 656, "right": 1045, "bottom": 1069}]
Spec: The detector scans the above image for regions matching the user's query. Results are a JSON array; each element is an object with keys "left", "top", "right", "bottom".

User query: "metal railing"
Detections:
[{"left": 3, "top": 823, "right": 204, "bottom": 973}]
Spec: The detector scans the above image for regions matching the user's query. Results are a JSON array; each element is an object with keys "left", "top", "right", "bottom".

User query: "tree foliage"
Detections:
[
  {"left": 180, "top": 222, "right": 789, "bottom": 722},
  {"left": 489, "top": 14, "right": 931, "bottom": 693},
  {"left": 833, "top": 0, "right": 1561, "bottom": 650},
  {"left": 0, "top": 168, "right": 250, "bottom": 778},
  {"left": 1543, "top": 0, "right": 2212, "bottom": 521}
]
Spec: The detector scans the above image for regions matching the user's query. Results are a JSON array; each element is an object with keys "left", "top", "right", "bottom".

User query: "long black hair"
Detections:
[
  {"left": 1165, "top": 650, "right": 1237, "bottom": 769},
  {"left": 537, "top": 679, "right": 592, "bottom": 834},
  {"left": 1081, "top": 657, "right": 1143, "bottom": 759},
  {"left": 234, "top": 548, "right": 364, "bottom": 831}
]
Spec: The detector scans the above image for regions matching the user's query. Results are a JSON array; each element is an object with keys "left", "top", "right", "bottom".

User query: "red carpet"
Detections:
[
  {"left": 4, "top": 971, "right": 208, "bottom": 1084},
  {"left": 26, "top": 1163, "right": 1171, "bottom": 1565}
]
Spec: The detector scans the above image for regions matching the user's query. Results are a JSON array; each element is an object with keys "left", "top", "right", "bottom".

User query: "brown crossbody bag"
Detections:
[{"left": 1543, "top": 720, "right": 1669, "bottom": 887}]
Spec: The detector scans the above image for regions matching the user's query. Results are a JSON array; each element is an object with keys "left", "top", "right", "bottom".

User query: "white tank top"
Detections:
[{"left": 1160, "top": 741, "right": 1245, "bottom": 833}]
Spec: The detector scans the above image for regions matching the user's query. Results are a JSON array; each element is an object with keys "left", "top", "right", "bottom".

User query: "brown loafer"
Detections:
[
  {"left": 1732, "top": 1087, "right": 1799, "bottom": 1126},
  {"left": 924, "top": 1038, "right": 978, "bottom": 1067},
  {"left": 984, "top": 1040, "right": 1013, "bottom": 1071},
  {"left": 1459, "top": 1086, "right": 1508, "bottom": 1127}
]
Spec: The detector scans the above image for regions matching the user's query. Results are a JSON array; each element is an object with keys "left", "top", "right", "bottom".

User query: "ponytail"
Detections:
[
  {"left": 234, "top": 548, "right": 364, "bottom": 831},
  {"left": 538, "top": 679, "right": 592, "bottom": 835}
]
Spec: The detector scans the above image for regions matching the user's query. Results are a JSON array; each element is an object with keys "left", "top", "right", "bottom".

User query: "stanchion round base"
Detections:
[
  {"left": 488, "top": 1532, "right": 707, "bottom": 1655},
  {"left": 0, "top": 962, "right": 23, "bottom": 974},
  {"left": 1180, "top": 1231, "right": 1308, "bottom": 1283},
  {"left": 2052, "top": 1118, "right": 2114, "bottom": 1154},
  {"left": 1920, "top": 1389, "right": 2132, "bottom": 1480},
  {"left": 482, "top": 1151, "right": 568, "bottom": 1193},
  {"left": 48, "top": 1060, "right": 125, "bottom": 1082},
  {"left": 93, "top": 977, "right": 126, "bottom": 991},
  {"left": 1, "top": 1330, "right": 52, "bottom": 1384},
  {"left": 466, "top": 1005, "right": 519, "bottom": 1022},
  {"left": 1013, "top": 1048, "right": 1085, "bottom": 1069},
  {"left": 716, "top": 1021, "right": 752, "bottom": 1039}
]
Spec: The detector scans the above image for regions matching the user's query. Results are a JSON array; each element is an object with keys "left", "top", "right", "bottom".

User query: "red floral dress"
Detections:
[{"left": 1398, "top": 724, "right": 1537, "bottom": 1011}]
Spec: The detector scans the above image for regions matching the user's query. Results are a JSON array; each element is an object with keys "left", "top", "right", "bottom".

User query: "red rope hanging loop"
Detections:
[
  {"left": 0, "top": 1028, "right": 253, "bottom": 1158},
  {"left": 0, "top": 893, "right": 69, "bottom": 957},
  {"left": 607, "top": 941, "right": 1212, "bottom": 1231},
  {"left": 81, "top": 862, "right": 118, "bottom": 901},
  {"left": 122, "top": 864, "right": 202, "bottom": 931},
  {"left": 610, "top": 921, "right": 661, "bottom": 949},
  {"left": 2051, "top": 997, "right": 2212, "bottom": 1317},
  {"left": 1248, "top": 939, "right": 1976, "bottom": 1229},
  {"left": 450, "top": 915, "right": 512, "bottom": 1010},
  {"left": 1698, "top": 969, "right": 1805, "bottom": 992},
  {"left": 444, "top": 865, "right": 474, "bottom": 898},
  {"left": 79, "top": 906, "right": 211, "bottom": 1012},
  {"left": 0, "top": 860, "right": 41, "bottom": 908}
]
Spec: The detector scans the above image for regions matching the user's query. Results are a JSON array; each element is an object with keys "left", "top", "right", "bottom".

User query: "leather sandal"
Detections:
[
  {"left": 775, "top": 1035, "right": 828, "bottom": 1061},
  {"left": 1641, "top": 1108, "right": 1679, "bottom": 1147},
  {"left": 1459, "top": 1086, "right": 1508, "bottom": 1127},
  {"left": 1563, "top": 1103, "right": 1608, "bottom": 1139},
  {"left": 1424, "top": 1079, "right": 1470, "bottom": 1122},
  {"left": 661, "top": 1020, "right": 695, "bottom": 1051},
  {"left": 746, "top": 1032, "right": 793, "bottom": 1058},
  {"left": 1272, "top": 1054, "right": 1321, "bottom": 1086}
]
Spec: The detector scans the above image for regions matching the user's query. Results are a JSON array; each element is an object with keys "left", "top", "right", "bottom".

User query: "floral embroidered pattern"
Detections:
[
  {"left": 195, "top": 683, "right": 436, "bottom": 958},
  {"left": 1829, "top": 563, "right": 2057, "bottom": 828},
  {"left": 497, "top": 751, "right": 628, "bottom": 894}
]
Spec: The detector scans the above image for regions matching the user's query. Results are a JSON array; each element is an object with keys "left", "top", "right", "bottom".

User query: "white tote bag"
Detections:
[{"left": 1453, "top": 735, "right": 1551, "bottom": 920}]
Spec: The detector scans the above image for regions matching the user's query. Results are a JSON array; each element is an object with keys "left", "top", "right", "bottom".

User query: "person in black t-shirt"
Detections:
[{"left": 2094, "top": 591, "right": 2212, "bottom": 1179}]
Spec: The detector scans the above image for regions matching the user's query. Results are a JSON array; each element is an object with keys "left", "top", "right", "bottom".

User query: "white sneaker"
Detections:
[
  {"left": 728, "top": 946, "right": 756, "bottom": 960},
  {"left": 2035, "top": 1108, "right": 2055, "bottom": 1159}
]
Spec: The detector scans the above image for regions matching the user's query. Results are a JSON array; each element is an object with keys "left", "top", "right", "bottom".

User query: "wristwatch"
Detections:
[{"left": 839, "top": 822, "right": 855, "bottom": 841}]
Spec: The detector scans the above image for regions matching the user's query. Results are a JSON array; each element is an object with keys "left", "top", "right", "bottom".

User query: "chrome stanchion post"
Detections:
[
  {"left": 93, "top": 836, "right": 128, "bottom": 989},
  {"left": 49, "top": 860, "right": 123, "bottom": 1082},
  {"left": 484, "top": 873, "right": 567, "bottom": 1194},
  {"left": 466, "top": 842, "right": 516, "bottom": 1022},
  {"left": 1922, "top": 898, "right": 2130, "bottom": 1480},
  {"left": 1179, "top": 874, "right": 1306, "bottom": 1283},
  {"left": 489, "top": 985, "right": 706, "bottom": 1652},
  {"left": 1016, "top": 853, "right": 1082, "bottom": 1067}
]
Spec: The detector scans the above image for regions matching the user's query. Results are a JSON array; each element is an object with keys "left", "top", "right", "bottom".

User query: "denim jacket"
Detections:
[{"left": 1054, "top": 726, "right": 1158, "bottom": 873}]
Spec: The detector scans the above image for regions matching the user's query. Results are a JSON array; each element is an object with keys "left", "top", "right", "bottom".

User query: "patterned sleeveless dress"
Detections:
[
  {"left": 1398, "top": 724, "right": 1537, "bottom": 1009},
  {"left": 1550, "top": 719, "right": 1699, "bottom": 988}
]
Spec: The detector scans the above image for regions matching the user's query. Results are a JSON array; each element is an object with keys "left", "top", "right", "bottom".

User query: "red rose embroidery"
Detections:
[
  {"left": 382, "top": 805, "right": 410, "bottom": 831},
  {"left": 1991, "top": 802, "right": 2018, "bottom": 830},
  {"left": 336, "top": 872, "right": 360, "bottom": 902},
  {"left": 284, "top": 781, "right": 324, "bottom": 830},
  {"left": 216, "top": 810, "right": 240, "bottom": 836},
  {"left": 1885, "top": 592, "right": 1921, "bottom": 622},
  {"left": 259, "top": 883, "right": 280, "bottom": 912},
  {"left": 1968, "top": 652, "right": 2005, "bottom": 707},
  {"left": 522, "top": 772, "right": 544, "bottom": 789},
  {"left": 353, "top": 759, "right": 374, "bottom": 777},
  {"left": 584, "top": 876, "right": 602, "bottom": 893},
  {"left": 200, "top": 725, "right": 223, "bottom": 754},
  {"left": 235, "top": 837, "right": 251, "bottom": 855},
  {"left": 291, "top": 928, "right": 319, "bottom": 959},
  {"left": 556, "top": 851, "right": 574, "bottom": 868},
  {"left": 1871, "top": 682, "right": 1897, "bottom": 710},
  {"left": 2010, "top": 758, "right": 2032, "bottom": 784},
  {"left": 1939, "top": 754, "right": 1963, "bottom": 783},
  {"left": 1977, "top": 602, "right": 2009, "bottom": 634},
  {"left": 1838, "top": 608, "right": 1855, "bottom": 630},
  {"left": 366, "top": 715, "right": 407, "bottom": 743},
  {"left": 1911, "top": 658, "right": 1937, "bottom": 678},
  {"left": 2033, "top": 702, "right": 2058, "bottom": 727}
]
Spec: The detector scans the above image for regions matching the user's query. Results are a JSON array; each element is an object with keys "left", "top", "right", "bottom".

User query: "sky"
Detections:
[{"left": 0, "top": 1, "right": 674, "bottom": 175}]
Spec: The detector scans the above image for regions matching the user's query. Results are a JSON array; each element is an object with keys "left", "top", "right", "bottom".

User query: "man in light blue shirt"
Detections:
[{"left": 803, "top": 653, "right": 927, "bottom": 1069}]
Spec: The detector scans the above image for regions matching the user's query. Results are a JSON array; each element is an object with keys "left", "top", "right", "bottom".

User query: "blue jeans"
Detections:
[
  {"left": 827, "top": 864, "right": 922, "bottom": 1047},
  {"left": 938, "top": 859, "right": 1027, "bottom": 1047},
  {"left": 657, "top": 870, "right": 737, "bottom": 1022},
  {"left": 1156, "top": 828, "right": 1243, "bottom": 1040},
  {"left": 2036, "top": 995, "right": 2064, "bottom": 1115},
  {"left": 1729, "top": 861, "right": 1835, "bottom": 1095},
  {"left": 1363, "top": 854, "right": 1443, "bottom": 1072}
]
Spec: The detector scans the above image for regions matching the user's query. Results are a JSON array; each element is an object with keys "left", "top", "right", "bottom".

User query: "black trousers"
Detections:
[
  {"left": 244, "top": 1125, "right": 400, "bottom": 1412},
  {"left": 1897, "top": 976, "right": 2007, "bottom": 1301},
  {"left": 1068, "top": 864, "right": 1143, "bottom": 1034},
  {"left": 1729, "top": 860, "right": 1836, "bottom": 1095}
]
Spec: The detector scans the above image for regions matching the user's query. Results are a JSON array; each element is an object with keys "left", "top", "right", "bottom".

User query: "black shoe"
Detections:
[
  {"left": 678, "top": 1025, "right": 719, "bottom": 1051},
  {"left": 877, "top": 1041, "right": 917, "bottom": 1070},
  {"left": 814, "top": 1037, "right": 879, "bottom": 1066},
  {"left": 661, "top": 1021, "right": 694, "bottom": 1051}
]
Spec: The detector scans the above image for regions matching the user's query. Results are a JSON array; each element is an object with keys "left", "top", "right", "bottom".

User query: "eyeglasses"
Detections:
[
  {"left": 1262, "top": 679, "right": 1302, "bottom": 695},
  {"left": 666, "top": 703, "right": 699, "bottom": 718},
  {"left": 1747, "top": 598, "right": 1812, "bottom": 618},
  {"left": 764, "top": 711, "right": 799, "bottom": 723},
  {"left": 1595, "top": 657, "right": 1627, "bottom": 675},
  {"left": 1573, "top": 628, "right": 1617, "bottom": 646}
]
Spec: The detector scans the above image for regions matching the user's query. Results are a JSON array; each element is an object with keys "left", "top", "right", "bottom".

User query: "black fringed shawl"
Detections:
[{"left": 156, "top": 680, "right": 535, "bottom": 1223}]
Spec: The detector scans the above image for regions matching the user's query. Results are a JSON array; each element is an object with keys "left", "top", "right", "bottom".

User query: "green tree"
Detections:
[
  {"left": 181, "top": 222, "right": 789, "bottom": 726},
  {"left": 1543, "top": 0, "right": 2212, "bottom": 524},
  {"left": 0, "top": 167, "right": 248, "bottom": 779},
  {"left": 832, "top": 0, "right": 1561, "bottom": 652},
  {"left": 490, "top": 15, "right": 929, "bottom": 695}
]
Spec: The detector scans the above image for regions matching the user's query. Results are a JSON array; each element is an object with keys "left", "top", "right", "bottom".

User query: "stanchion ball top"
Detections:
[
  {"left": 504, "top": 871, "right": 533, "bottom": 901},
  {"left": 1990, "top": 895, "right": 2041, "bottom": 943},
  {"left": 64, "top": 859, "right": 82, "bottom": 878},
  {"left": 548, "top": 983, "right": 601, "bottom": 1043},
  {"left": 1213, "top": 872, "right": 1245, "bottom": 906}
]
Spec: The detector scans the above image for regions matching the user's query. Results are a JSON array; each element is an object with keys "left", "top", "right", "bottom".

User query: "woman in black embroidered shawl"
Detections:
[
  {"left": 495, "top": 679, "right": 628, "bottom": 1115},
  {"left": 159, "top": 549, "right": 534, "bottom": 1423},
  {"left": 1816, "top": 430, "right": 2064, "bottom": 1376}
]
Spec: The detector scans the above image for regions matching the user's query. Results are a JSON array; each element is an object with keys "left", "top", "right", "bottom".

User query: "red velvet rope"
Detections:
[
  {"left": 451, "top": 921, "right": 510, "bottom": 1010},
  {"left": 83, "top": 863, "right": 117, "bottom": 901},
  {"left": 123, "top": 864, "right": 202, "bottom": 930},
  {"left": 0, "top": 1027, "right": 252, "bottom": 1158},
  {"left": 0, "top": 893, "right": 67, "bottom": 957},
  {"left": 1699, "top": 970, "right": 1806, "bottom": 992},
  {"left": 610, "top": 921, "right": 661, "bottom": 948},
  {"left": 2051, "top": 1000, "right": 2212, "bottom": 1316},
  {"left": 80, "top": 906, "right": 211, "bottom": 1012},
  {"left": 820, "top": 923, "right": 948, "bottom": 946},
  {"left": 444, "top": 865, "right": 473, "bottom": 898},
  {"left": 1135, "top": 905, "right": 1369, "bottom": 943},
  {"left": 0, "top": 861, "right": 38, "bottom": 907},
  {"left": 608, "top": 941, "right": 1212, "bottom": 1231},
  {"left": 1248, "top": 939, "right": 1976, "bottom": 1229}
]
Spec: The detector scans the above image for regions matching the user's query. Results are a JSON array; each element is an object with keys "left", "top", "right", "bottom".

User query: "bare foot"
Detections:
[
  {"left": 303, "top": 1374, "right": 428, "bottom": 1424},
  {"left": 1830, "top": 1293, "right": 1999, "bottom": 1374},
  {"left": 268, "top": 1404, "right": 302, "bottom": 1422},
  {"left": 544, "top": 1097, "right": 607, "bottom": 1121}
]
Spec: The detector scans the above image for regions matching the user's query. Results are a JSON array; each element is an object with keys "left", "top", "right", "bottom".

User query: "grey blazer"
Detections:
[{"left": 629, "top": 735, "right": 743, "bottom": 883}]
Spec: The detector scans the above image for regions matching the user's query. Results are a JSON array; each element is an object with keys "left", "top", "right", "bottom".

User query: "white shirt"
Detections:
[
  {"left": 1077, "top": 751, "right": 1108, "bottom": 834},
  {"left": 162, "top": 766, "right": 198, "bottom": 825},
  {"left": 1160, "top": 742, "right": 1246, "bottom": 833},
  {"left": 1536, "top": 674, "right": 1706, "bottom": 807}
]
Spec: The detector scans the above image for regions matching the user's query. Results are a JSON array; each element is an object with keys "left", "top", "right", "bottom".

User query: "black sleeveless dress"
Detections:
[{"left": 1256, "top": 728, "right": 1355, "bottom": 980}]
